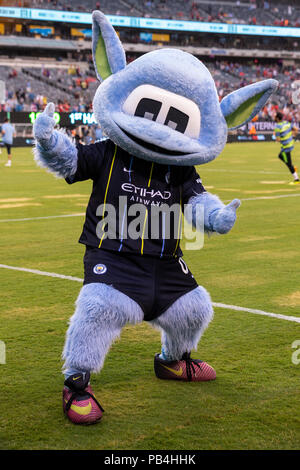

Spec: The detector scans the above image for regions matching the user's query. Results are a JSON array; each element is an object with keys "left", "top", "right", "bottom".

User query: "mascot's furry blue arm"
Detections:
[
  {"left": 33, "top": 10, "right": 278, "bottom": 425},
  {"left": 33, "top": 103, "right": 78, "bottom": 178},
  {"left": 34, "top": 11, "right": 277, "bottom": 234}
]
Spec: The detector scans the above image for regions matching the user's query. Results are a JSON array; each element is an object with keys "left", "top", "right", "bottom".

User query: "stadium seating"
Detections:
[
  {"left": 0, "top": 1, "right": 299, "bottom": 121},
  {"left": 1, "top": 56, "right": 299, "bottom": 123},
  {"left": 33, "top": 0, "right": 300, "bottom": 27}
]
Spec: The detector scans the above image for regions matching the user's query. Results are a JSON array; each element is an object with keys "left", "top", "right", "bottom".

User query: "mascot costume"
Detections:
[{"left": 33, "top": 11, "right": 278, "bottom": 424}]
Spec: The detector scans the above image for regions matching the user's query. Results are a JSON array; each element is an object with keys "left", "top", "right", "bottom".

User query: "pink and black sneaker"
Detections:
[
  {"left": 154, "top": 352, "right": 216, "bottom": 382},
  {"left": 63, "top": 372, "right": 104, "bottom": 425}
]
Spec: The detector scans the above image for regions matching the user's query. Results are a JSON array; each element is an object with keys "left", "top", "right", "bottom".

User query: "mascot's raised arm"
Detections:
[{"left": 33, "top": 10, "right": 278, "bottom": 425}]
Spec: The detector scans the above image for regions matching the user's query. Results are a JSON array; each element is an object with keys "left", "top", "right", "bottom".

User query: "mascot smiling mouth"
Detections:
[{"left": 119, "top": 127, "right": 188, "bottom": 156}]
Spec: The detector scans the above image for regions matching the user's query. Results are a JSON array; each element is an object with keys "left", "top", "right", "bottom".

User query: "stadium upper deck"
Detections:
[{"left": 4, "top": 0, "right": 299, "bottom": 28}]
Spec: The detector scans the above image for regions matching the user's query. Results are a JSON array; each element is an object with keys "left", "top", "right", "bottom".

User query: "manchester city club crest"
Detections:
[{"left": 93, "top": 264, "right": 107, "bottom": 275}]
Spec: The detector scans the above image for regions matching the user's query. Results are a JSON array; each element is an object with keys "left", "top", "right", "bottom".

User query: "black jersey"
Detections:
[{"left": 66, "top": 139, "right": 206, "bottom": 258}]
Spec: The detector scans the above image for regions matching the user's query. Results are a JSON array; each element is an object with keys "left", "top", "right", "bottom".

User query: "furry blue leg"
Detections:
[
  {"left": 62, "top": 283, "right": 144, "bottom": 374},
  {"left": 150, "top": 286, "right": 214, "bottom": 361}
]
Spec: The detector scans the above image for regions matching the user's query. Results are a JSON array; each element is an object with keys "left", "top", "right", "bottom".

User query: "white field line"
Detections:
[
  {"left": 222, "top": 193, "right": 300, "bottom": 203},
  {"left": 0, "top": 264, "right": 83, "bottom": 282},
  {"left": 0, "top": 213, "right": 85, "bottom": 223},
  {"left": 239, "top": 193, "right": 300, "bottom": 202},
  {"left": 0, "top": 263, "right": 299, "bottom": 324},
  {"left": 213, "top": 302, "right": 300, "bottom": 324},
  {"left": 1, "top": 192, "right": 300, "bottom": 224},
  {"left": 204, "top": 169, "right": 284, "bottom": 175}
]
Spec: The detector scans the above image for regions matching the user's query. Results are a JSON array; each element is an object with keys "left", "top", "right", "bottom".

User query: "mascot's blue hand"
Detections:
[
  {"left": 211, "top": 199, "right": 241, "bottom": 234},
  {"left": 33, "top": 102, "right": 56, "bottom": 144},
  {"left": 33, "top": 102, "right": 78, "bottom": 178}
]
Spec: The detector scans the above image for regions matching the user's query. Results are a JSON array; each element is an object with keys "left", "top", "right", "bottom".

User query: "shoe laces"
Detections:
[
  {"left": 181, "top": 352, "right": 202, "bottom": 381},
  {"left": 65, "top": 384, "right": 104, "bottom": 413}
]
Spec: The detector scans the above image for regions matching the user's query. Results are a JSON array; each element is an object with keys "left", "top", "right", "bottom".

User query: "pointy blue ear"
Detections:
[
  {"left": 220, "top": 79, "right": 278, "bottom": 130},
  {"left": 92, "top": 10, "right": 126, "bottom": 82}
]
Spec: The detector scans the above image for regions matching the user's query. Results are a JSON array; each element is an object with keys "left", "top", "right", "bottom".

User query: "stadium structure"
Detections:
[{"left": 0, "top": 0, "right": 299, "bottom": 145}]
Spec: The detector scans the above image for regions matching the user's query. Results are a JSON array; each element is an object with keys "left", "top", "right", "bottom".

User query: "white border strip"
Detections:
[{"left": 0, "top": 263, "right": 299, "bottom": 324}]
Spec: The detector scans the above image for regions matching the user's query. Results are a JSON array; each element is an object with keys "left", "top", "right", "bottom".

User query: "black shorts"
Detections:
[
  {"left": 4, "top": 143, "right": 11, "bottom": 154},
  {"left": 83, "top": 247, "right": 198, "bottom": 321}
]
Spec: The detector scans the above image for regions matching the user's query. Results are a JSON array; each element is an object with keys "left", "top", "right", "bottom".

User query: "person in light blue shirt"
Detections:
[
  {"left": 1, "top": 118, "right": 16, "bottom": 167},
  {"left": 94, "top": 124, "right": 107, "bottom": 142}
]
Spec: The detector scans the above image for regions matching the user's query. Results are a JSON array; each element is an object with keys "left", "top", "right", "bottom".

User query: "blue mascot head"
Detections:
[{"left": 92, "top": 11, "right": 278, "bottom": 167}]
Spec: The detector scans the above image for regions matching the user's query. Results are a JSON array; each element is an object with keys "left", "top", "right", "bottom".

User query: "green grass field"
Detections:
[{"left": 0, "top": 143, "right": 299, "bottom": 450}]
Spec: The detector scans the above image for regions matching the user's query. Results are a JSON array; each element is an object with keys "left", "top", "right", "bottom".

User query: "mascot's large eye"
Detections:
[
  {"left": 123, "top": 84, "right": 201, "bottom": 139},
  {"left": 164, "top": 107, "right": 189, "bottom": 134},
  {"left": 134, "top": 98, "right": 162, "bottom": 121}
]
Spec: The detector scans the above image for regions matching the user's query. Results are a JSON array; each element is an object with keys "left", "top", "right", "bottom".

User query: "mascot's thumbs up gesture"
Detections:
[{"left": 33, "top": 10, "right": 278, "bottom": 425}]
